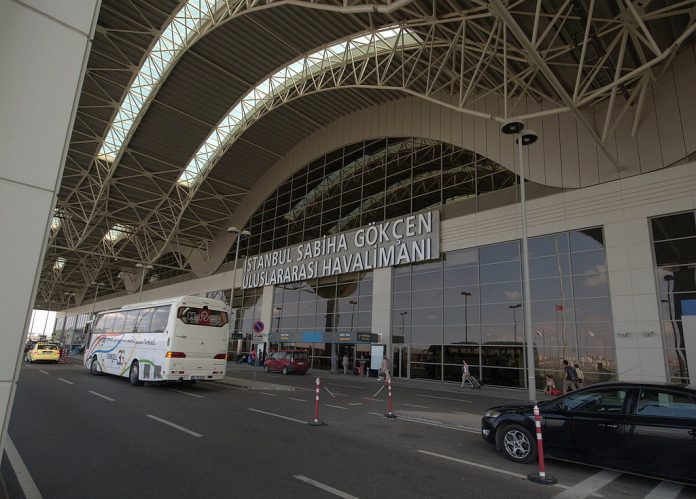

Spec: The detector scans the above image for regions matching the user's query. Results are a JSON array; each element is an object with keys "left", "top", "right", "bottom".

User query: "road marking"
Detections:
[
  {"left": 57, "top": 378, "right": 74, "bottom": 385},
  {"left": 248, "top": 408, "right": 307, "bottom": 424},
  {"left": 289, "top": 397, "right": 307, "bottom": 402},
  {"left": 326, "top": 404, "right": 347, "bottom": 410},
  {"left": 170, "top": 389, "right": 204, "bottom": 398},
  {"left": 551, "top": 470, "right": 619, "bottom": 498},
  {"left": 369, "top": 413, "right": 478, "bottom": 433},
  {"left": 325, "top": 382, "right": 365, "bottom": 390},
  {"left": 89, "top": 391, "right": 115, "bottom": 402},
  {"left": 38, "top": 370, "right": 49, "bottom": 375},
  {"left": 294, "top": 475, "right": 359, "bottom": 499},
  {"left": 146, "top": 415, "right": 202, "bottom": 437},
  {"left": 403, "top": 403, "right": 429, "bottom": 409},
  {"left": 415, "top": 394, "right": 472, "bottom": 402},
  {"left": 348, "top": 402, "right": 363, "bottom": 406},
  {"left": 5, "top": 436, "right": 43, "bottom": 499},
  {"left": 259, "top": 392, "right": 275, "bottom": 396},
  {"left": 644, "top": 481, "right": 684, "bottom": 499},
  {"left": 418, "top": 450, "right": 587, "bottom": 493}
]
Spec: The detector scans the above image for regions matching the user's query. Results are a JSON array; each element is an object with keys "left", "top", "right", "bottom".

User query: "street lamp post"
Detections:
[
  {"left": 508, "top": 303, "right": 522, "bottom": 343},
  {"left": 89, "top": 282, "right": 104, "bottom": 320},
  {"left": 135, "top": 263, "right": 153, "bottom": 302},
  {"left": 227, "top": 226, "right": 251, "bottom": 356},
  {"left": 502, "top": 120, "right": 539, "bottom": 402},
  {"left": 61, "top": 292, "right": 76, "bottom": 347},
  {"left": 350, "top": 300, "right": 358, "bottom": 334},
  {"left": 460, "top": 291, "right": 472, "bottom": 343}
]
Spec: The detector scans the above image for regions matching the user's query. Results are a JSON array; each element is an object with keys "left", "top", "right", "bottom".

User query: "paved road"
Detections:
[{"left": 2, "top": 361, "right": 694, "bottom": 499}]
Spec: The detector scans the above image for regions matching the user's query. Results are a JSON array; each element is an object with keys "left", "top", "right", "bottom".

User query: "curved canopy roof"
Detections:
[{"left": 38, "top": 0, "right": 696, "bottom": 309}]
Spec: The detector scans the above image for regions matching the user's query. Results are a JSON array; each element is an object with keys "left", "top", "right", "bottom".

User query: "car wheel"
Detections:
[
  {"left": 265, "top": 366, "right": 270, "bottom": 373},
  {"left": 496, "top": 423, "right": 537, "bottom": 464},
  {"left": 129, "top": 361, "right": 144, "bottom": 386},
  {"left": 90, "top": 356, "right": 101, "bottom": 376},
  {"left": 282, "top": 367, "right": 289, "bottom": 375}
]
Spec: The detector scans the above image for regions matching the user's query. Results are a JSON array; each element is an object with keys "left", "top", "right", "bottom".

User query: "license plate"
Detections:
[{"left": 191, "top": 375, "right": 206, "bottom": 380}]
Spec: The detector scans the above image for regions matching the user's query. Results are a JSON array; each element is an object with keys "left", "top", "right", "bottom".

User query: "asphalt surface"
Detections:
[{"left": 2, "top": 360, "right": 695, "bottom": 499}]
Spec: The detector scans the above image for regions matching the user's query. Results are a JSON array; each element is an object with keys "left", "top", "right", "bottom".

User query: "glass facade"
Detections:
[
  {"left": 393, "top": 228, "right": 616, "bottom": 388},
  {"left": 651, "top": 211, "right": 695, "bottom": 383},
  {"left": 270, "top": 272, "right": 373, "bottom": 370},
  {"left": 225, "top": 137, "right": 517, "bottom": 264},
  {"left": 219, "top": 137, "right": 622, "bottom": 388}
]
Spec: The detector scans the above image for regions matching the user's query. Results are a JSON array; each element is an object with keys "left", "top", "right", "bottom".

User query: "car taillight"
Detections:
[
  {"left": 213, "top": 354, "right": 227, "bottom": 360},
  {"left": 166, "top": 351, "right": 186, "bottom": 358}
]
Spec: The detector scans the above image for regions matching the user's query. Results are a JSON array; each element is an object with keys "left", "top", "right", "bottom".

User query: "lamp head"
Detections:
[
  {"left": 227, "top": 226, "right": 239, "bottom": 233},
  {"left": 501, "top": 119, "right": 525, "bottom": 135},
  {"left": 517, "top": 129, "right": 538, "bottom": 146}
]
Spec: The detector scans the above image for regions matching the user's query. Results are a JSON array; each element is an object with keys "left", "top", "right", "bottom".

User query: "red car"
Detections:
[{"left": 264, "top": 350, "right": 309, "bottom": 375}]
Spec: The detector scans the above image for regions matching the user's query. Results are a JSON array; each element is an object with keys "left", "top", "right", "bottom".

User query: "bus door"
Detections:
[{"left": 392, "top": 344, "right": 409, "bottom": 378}]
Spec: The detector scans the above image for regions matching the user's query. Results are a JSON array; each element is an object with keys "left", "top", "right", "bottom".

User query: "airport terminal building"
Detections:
[{"left": 3, "top": 1, "right": 696, "bottom": 443}]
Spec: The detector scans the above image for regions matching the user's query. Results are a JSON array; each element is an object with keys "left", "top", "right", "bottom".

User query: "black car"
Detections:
[{"left": 481, "top": 382, "right": 696, "bottom": 485}]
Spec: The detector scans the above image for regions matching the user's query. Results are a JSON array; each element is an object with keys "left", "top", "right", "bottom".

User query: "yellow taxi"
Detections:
[{"left": 26, "top": 343, "right": 61, "bottom": 363}]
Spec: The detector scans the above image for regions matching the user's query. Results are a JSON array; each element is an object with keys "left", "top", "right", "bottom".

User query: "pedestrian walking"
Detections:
[
  {"left": 574, "top": 363, "right": 584, "bottom": 388},
  {"left": 460, "top": 360, "right": 471, "bottom": 388},
  {"left": 380, "top": 355, "right": 391, "bottom": 382},
  {"left": 562, "top": 359, "right": 577, "bottom": 393},
  {"left": 342, "top": 353, "right": 349, "bottom": 375}
]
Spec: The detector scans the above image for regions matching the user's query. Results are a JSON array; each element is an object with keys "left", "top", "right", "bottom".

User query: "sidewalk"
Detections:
[{"left": 219, "top": 363, "right": 544, "bottom": 402}]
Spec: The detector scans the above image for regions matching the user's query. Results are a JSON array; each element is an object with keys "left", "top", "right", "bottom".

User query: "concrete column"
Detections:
[
  {"left": 0, "top": 0, "right": 100, "bottom": 455},
  {"left": 259, "top": 285, "right": 275, "bottom": 355},
  {"left": 606, "top": 217, "right": 667, "bottom": 382},
  {"left": 371, "top": 267, "right": 393, "bottom": 363}
]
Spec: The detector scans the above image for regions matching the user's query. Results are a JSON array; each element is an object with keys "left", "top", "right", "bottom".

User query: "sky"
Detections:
[{"left": 27, "top": 310, "right": 57, "bottom": 338}]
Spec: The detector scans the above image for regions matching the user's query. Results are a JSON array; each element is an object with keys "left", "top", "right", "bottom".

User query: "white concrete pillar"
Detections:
[
  {"left": 0, "top": 0, "right": 100, "bottom": 454},
  {"left": 259, "top": 285, "right": 275, "bottom": 354},
  {"left": 371, "top": 267, "right": 393, "bottom": 363},
  {"left": 606, "top": 217, "right": 667, "bottom": 382}
]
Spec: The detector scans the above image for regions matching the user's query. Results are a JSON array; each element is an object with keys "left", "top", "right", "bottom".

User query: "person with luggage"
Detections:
[
  {"left": 544, "top": 374, "right": 560, "bottom": 396},
  {"left": 460, "top": 360, "right": 481, "bottom": 389}
]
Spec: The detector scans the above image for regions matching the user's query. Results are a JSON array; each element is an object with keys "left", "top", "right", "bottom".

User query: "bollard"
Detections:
[
  {"left": 383, "top": 378, "right": 397, "bottom": 418},
  {"left": 527, "top": 404, "right": 557, "bottom": 485},
  {"left": 307, "top": 377, "right": 325, "bottom": 426}
]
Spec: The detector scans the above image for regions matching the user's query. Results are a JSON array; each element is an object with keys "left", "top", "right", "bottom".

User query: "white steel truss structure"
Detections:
[{"left": 40, "top": 0, "right": 696, "bottom": 308}]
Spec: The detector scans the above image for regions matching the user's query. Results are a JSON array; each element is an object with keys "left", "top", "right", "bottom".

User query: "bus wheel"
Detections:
[
  {"left": 90, "top": 356, "right": 101, "bottom": 376},
  {"left": 129, "top": 361, "right": 144, "bottom": 386}
]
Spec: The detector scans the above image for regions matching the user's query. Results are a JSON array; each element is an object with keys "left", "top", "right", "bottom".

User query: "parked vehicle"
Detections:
[
  {"left": 481, "top": 382, "right": 696, "bottom": 485},
  {"left": 25, "top": 343, "right": 60, "bottom": 363},
  {"left": 264, "top": 350, "right": 309, "bottom": 375},
  {"left": 84, "top": 296, "right": 229, "bottom": 385}
]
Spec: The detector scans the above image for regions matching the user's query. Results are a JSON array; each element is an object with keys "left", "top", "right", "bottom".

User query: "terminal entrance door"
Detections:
[{"left": 392, "top": 344, "right": 409, "bottom": 378}]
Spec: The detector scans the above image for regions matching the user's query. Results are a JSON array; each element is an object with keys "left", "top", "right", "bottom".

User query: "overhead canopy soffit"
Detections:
[{"left": 40, "top": 0, "right": 696, "bottom": 310}]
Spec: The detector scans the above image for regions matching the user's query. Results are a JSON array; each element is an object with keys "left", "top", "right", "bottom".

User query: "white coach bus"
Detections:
[{"left": 84, "top": 296, "right": 231, "bottom": 385}]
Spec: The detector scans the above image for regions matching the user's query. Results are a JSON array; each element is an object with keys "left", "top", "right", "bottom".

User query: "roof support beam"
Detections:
[{"left": 489, "top": 0, "right": 620, "bottom": 170}]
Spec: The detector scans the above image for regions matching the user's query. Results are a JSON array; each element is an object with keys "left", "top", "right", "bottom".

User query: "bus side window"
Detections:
[
  {"left": 112, "top": 311, "right": 127, "bottom": 334},
  {"left": 134, "top": 308, "right": 154, "bottom": 333},
  {"left": 150, "top": 306, "right": 171, "bottom": 333},
  {"left": 123, "top": 310, "right": 139, "bottom": 334}
]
